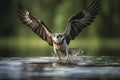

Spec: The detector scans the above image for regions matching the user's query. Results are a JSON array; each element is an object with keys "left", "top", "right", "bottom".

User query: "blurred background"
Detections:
[{"left": 0, "top": 0, "right": 120, "bottom": 57}]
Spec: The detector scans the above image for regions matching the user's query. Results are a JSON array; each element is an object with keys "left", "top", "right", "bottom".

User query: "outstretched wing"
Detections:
[
  {"left": 63, "top": 0, "right": 100, "bottom": 44},
  {"left": 17, "top": 1, "right": 53, "bottom": 46}
]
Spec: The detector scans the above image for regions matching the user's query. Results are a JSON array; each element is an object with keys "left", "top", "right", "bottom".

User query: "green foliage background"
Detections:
[{"left": 0, "top": 0, "right": 120, "bottom": 57}]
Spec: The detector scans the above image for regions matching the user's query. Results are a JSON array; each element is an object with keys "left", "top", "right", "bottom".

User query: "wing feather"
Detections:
[
  {"left": 17, "top": 1, "right": 53, "bottom": 46},
  {"left": 64, "top": 0, "right": 100, "bottom": 44}
]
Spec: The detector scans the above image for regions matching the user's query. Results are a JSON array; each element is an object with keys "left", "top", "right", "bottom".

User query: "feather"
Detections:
[
  {"left": 17, "top": 1, "right": 53, "bottom": 46},
  {"left": 63, "top": 0, "right": 100, "bottom": 45}
]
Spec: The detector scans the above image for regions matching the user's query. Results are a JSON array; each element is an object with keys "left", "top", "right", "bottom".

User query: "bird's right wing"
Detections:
[{"left": 17, "top": 1, "right": 53, "bottom": 46}]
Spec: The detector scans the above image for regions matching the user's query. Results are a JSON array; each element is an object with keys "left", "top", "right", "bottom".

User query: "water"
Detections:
[{"left": 0, "top": 56, "right": 120, "bottom": 80}]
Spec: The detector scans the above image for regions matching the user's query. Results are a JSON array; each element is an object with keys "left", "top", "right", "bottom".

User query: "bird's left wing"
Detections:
[
  {"left": 17, "top": 1, "right": 53, "bottom": 46},
  {"left": 63, "top": 0, "right": 100, "bottom": 44}
]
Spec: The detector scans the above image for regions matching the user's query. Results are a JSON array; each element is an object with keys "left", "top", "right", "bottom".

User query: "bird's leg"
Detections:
[
  {"left": 54, "top": 48, "right": 61, "bottom": 61},
  {"left": 65, "top": 49, "right": 70, "bottom": 63}
]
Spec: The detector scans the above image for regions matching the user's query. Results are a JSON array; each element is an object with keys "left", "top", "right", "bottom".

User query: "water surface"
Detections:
[{"left": 0, "top": 56, "right": 120, "bottom": 80}]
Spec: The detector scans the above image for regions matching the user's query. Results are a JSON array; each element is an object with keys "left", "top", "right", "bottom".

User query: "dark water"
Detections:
[{"left": 0, "top": 56, "right": 120, "bottom": 80}]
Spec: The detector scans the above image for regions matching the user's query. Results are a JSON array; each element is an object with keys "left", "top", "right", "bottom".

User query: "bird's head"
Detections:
[{"left": 53, "top": 33, "right": 65, "bottom": 43}]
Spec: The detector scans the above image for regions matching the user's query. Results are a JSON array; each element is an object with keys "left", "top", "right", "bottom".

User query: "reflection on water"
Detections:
[{"left": 0, "top": 56, "right": 120, "bottom": 80}]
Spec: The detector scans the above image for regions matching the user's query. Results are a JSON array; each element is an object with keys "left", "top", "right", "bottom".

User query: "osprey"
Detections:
[{"left": 17, "top": 0, "right": 100, "bottom": 62}]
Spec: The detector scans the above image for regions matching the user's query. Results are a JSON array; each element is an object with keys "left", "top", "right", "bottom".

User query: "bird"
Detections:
[{"left": 17, "top": 0, "right": 100, "bottom": 63}]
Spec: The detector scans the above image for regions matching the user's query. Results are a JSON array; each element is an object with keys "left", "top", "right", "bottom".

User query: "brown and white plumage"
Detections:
[
  {"left": 17, "top": 0, "right": 100, "bottom": 62},
  {"left": 17, "top": 2, "right": 53, "bottom": 46},
  {"left": 63, "top": 0, "right": 100, "bottom": 44}
]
